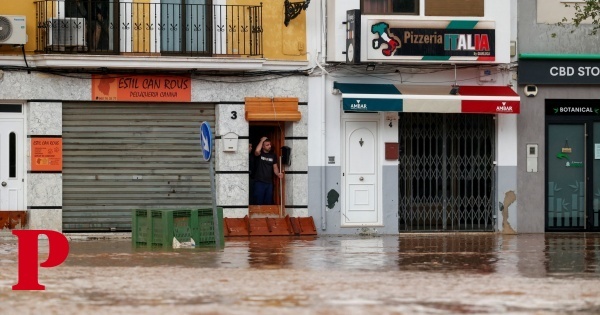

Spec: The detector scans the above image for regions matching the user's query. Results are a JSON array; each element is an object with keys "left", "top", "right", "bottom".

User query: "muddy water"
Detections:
[
  {"left": 1, "top": 233, "right": 600, "bottom": 314},
  {"left": 65, "top": 233, "right": 600, "bottom": 276}
]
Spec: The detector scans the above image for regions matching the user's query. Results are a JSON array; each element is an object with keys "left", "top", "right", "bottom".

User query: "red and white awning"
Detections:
[{"left": 333, "top": 82, "right": 521, "bottom": 114}]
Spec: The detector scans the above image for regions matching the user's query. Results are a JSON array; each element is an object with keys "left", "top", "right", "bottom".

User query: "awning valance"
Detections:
[
  {"left": 333, "top": 82, "right": 520, "bottom": 114},
  {"left": 245, "top": 97, "right": 301, "bottom": 121}
]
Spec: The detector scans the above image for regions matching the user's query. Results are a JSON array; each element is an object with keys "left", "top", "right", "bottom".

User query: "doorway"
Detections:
[
  {"left": 398, "top": 113, "right": 495, "bottom": 232},
  {"left": 249, "top": 123, "right": 285, "bottom": 216},
  {"left": 546, "top": 100, "right": 600, "bottom": 232},
  {"left": 342, "top": 119, "right": 380, "bottom": 226},
  {"left": 0, "top": 117, "right": 24, "bottom": 211},
  {"left": 160, "top": 0, "right": 209, "bottom": 54}
]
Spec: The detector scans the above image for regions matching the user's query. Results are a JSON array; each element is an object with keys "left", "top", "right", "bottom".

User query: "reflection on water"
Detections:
[
  {"left": 397, "top": 234, "right": 498, "bottom": 274},
  {"left": 62, "top": 233, "right": 600, "bottom": 278},
  {"left": 246, "top": 237, "right": 293, "bottom": 268},
  {"left": 545, "top": 233, "right": 600, "bottom": 274}
]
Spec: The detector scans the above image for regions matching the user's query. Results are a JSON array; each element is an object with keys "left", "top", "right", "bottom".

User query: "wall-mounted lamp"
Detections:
[
  {"left": 284, "top": 0, "right": 310, "bottom": 26},
  {"left": 449, "top": 86, "right": 460, "bottom": 95},
  {"left": 366, "top": 63, "right": 376, "bottom": 71}
]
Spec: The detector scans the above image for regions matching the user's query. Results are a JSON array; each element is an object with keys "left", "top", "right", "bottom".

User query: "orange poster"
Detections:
[
  {"left": 92, "top": 74, "right": 192, "bottom": 102},
  {"left": 31, "top": 138, "right": 62, "bottom": 171}
]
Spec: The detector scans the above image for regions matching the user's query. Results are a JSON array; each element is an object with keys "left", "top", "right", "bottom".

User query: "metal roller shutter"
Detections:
[{"left": 62, "top": 103, "right": 215, "bottom": 232}]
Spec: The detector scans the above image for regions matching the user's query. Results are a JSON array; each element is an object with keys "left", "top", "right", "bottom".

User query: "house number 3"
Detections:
[{"left": 231, "top": 111, "right": 237, "bottom": 119}]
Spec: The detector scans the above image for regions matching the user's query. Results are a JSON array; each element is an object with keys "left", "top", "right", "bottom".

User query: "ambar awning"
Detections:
[{"left": 333, "top": 82, "right": 520, "bottom": 114}]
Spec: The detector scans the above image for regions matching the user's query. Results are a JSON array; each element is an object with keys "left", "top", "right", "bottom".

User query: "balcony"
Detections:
[{"left": 34, "top": 0, "right": 263, "bottom": 57}]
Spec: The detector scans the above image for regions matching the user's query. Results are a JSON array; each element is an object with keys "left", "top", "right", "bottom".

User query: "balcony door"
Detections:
[
  {"left": 160, "top": 0, "right": 210, "bottom": 55},
  {"left": 63, "top": 0, "right": 115, "bottom": 52}
]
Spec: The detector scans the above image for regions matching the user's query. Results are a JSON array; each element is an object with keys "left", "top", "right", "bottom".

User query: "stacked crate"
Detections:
[{"left": 132, "top": 208, "right": 224, "bottom": 248}]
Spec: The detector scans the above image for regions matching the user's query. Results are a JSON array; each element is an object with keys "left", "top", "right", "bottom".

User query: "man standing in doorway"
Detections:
[{"left": 254, "top": 137, "right": 284, "bottom": 205}]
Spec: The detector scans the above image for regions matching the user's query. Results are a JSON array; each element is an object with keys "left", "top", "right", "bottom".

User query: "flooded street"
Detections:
[{"left": 1, "top": 233, "right": 600, "bottom": 314}]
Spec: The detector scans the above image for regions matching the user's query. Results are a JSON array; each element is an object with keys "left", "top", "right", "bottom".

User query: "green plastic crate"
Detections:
[{"left": 132, "top": 208, "right": 224, "bottom": 248}]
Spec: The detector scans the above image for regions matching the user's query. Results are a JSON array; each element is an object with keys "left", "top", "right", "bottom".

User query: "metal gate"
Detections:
[
  {"left": 398, "top": 113, "right": 495, "bottom": 231},
  {"left": 62, "top": 103, "right": 215, "bottom": 232}
]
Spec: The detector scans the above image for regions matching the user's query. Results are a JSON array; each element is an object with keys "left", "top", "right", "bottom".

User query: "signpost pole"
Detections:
[
  {"left": 200, "top": 122, "right": 222, "bottom": 250},
  {"left": 209, "top": 156, "right": 221, "bottom": 249}
]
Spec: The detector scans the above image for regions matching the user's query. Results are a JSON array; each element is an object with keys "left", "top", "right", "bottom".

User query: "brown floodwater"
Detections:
[
  {"left": 62, "top": 233, "right": 600, "bottom": 278},
  {"left": 2, "top": 233, "right": 600, "bottom": 315}
]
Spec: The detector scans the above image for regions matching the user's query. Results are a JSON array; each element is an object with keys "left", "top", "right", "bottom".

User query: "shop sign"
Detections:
[
  {"left": 31, "top": 138, "right": 62, "bottom": 171},
  {"left": 546, "top": 102, "right": 600, "bottom": 116},
  {"left": 342, "top": 98, "right": 402, "bottom": 112},
  {"left": 519, "top": 60, "right": 600, "bottom": 84},
  {"left": 92, "top": 74, "right": 191, "bottom": 102},
  {"left": 366, "top": 20, "right": 495, "bottom": 62},
  {"left": 556, "top": 152, "right": 583, "bottom": 168}
]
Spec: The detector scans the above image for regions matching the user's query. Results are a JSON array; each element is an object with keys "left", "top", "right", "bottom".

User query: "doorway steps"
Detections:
[
  {"left": 223, "top": 215, "right": 317, "bottom": 236},
  {"left": 0, "top": 211, "right": 28, "bottom": 230}
]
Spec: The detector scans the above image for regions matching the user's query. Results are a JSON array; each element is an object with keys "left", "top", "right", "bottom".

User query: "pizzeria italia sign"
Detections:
[{"left": 366, "top": 20, "right": 496, "bottom": 62}]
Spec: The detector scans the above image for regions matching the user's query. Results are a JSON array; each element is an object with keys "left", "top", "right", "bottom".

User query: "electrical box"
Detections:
[
  {"left": 510, "top": 41, "right": 517, "bottom": 57},
  {"left": 527, "top": 144, "right": 538, "bottom": 173},
  {"left": 222, "top": 132, "right": 238, "bottom": 152},
  {"left": 385, "top": 142, "right": 399, "bottom": 160}
]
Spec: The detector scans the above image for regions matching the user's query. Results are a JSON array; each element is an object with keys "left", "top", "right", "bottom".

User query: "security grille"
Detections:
[
  {"left": 398, "top": 113, "right": 495, "bottom": 231},
  {"left": 62, "top": 103, "right": 215, "bottom": 232}
]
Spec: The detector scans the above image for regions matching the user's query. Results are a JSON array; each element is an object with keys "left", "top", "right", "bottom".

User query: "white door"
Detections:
[
  {"left": 0, "top": 119, "right": 24, "bottom": 211},
  {"left": 344, "top": 121, "right": 378, "bottom": 225}
]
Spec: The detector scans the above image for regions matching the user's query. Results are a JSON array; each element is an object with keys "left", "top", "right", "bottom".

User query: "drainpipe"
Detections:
[
  {"left": 320, "top": 0, "right": 327, "bottom": 230},
  {"left": 321, "top": 73, "right": 327, "bottom": 230}
]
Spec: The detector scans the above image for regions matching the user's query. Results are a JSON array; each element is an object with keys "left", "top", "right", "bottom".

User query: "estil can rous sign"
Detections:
[{"left": 92, "top": 74, "right": 192, "bottom": 102}]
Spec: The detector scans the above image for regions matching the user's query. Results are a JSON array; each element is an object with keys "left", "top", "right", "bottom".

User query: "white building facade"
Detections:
[{"left": 306, "top": 0, "right": 520, "bottom": 234}]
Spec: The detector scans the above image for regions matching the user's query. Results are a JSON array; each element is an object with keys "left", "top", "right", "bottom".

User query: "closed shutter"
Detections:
[{"left": 62, "top": 103, "right": 215, "bottom": 232}]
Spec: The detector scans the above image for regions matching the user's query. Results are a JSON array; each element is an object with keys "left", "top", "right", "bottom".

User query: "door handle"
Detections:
[
  {"left": 359, "top": 176, "right": 364, "bottom": 181},
  {"left": 1, "top": 181, "right": 6, "bottom": 187}
]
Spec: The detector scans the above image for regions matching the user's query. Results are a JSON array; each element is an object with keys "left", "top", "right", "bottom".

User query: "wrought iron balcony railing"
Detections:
[{"left": 34, "top": 0, "right": 263, "bottom": 57}]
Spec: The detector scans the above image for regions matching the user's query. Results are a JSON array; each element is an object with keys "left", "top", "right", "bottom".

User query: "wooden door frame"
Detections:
[{"left": 249, "top": 122, "right": 286, "bottom": 217}]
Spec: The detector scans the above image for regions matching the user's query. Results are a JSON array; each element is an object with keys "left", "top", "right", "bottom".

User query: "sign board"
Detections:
[
  {"left": 31, "top": 138, "right": 62, "bottom": 171},
  {"left": 345, "top": 9, "right": 361, "bottom": 64},
  {"left": 546, "top": 100, "right": 600, "bottom": 116},
  {"left": 519, "top": 60, "right": 600, "bottom": 85},
  {"left": 200, "top": 122, "right": 212, "bottom": 161},
  {"left": 366, "top": 20, "right": 495, "bottom": 62},
  {"left": 92, "top": 74, "right": 191, "bottom": 102}
]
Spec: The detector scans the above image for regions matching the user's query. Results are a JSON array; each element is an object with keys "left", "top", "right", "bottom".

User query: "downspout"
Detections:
[{"left": 320, "top": 0, "right": 327, "bottom": 230}]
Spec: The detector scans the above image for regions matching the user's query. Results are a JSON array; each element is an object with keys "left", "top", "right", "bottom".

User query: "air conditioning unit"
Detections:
[
  {"left": 47, "top": 18, "right": 86, "bottom": 49},
  {"left": 0, "top": 15, "right": 27, "bottom": 45}
]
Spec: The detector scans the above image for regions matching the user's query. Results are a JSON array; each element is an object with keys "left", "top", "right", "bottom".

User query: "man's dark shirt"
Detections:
[{"left": 254, "top": 151, "right": 277, "bottom": 183}]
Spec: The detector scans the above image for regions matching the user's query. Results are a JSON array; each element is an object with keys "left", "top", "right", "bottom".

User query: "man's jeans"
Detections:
[{"left": 254, "top": 181, "right": 273, "bottom": 205}]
